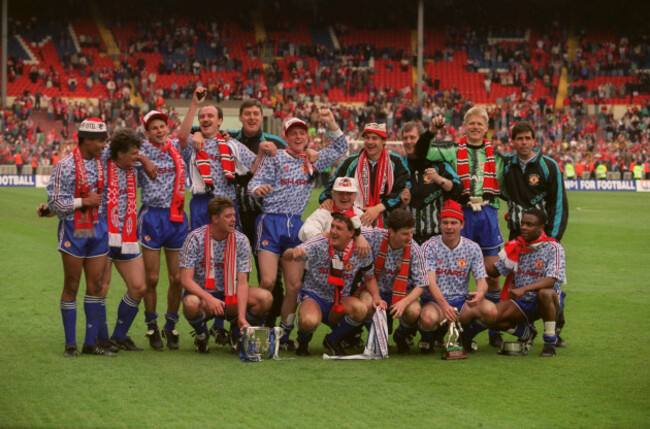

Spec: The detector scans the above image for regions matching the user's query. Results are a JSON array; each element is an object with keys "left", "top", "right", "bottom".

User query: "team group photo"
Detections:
[{"left": 1, "top": 0, "right": 648, "bottom": 427}]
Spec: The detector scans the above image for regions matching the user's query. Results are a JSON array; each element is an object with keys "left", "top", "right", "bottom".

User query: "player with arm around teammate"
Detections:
[
  {"left": 137, "top": 110, "right": 192, "bottom": 350},
  {"left": 248, "top": 109, "right": 348, "bottom": 351},
  {"left": 282, "top": 214, "right": 384, "bottom": 356},
  {"left": 178, "top": 196, "right": 273, "bottom": 354},
  {"left": 419, "top": 200, "right": 497, "bottom": 354},
  {"left": 485, "top": 208, "right": 566, "bottom": 357}
]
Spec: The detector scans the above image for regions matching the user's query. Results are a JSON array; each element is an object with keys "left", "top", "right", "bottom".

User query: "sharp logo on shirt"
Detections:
[
  {"left": 457, "top": 258, "right": 467, "bottom": 268},
  {"left": 516, "top": 268, "right": 544, "bottom": 278},
  {"left": 535, "top": 259, "right": 544, "bottom": 269},
  {"left": 280, "top": 178, "right": 309, "bottom": 185},
  {"left": 436, "top": 268, "right": 467, "bottom": 276},
  {"left": 529, "top": 174, "right": 540, "bottom": 186}
]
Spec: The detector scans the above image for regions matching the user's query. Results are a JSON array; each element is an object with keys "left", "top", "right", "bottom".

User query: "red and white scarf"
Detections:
[
  {"left": 286, "top": 147, "right": 315, "bottom": 177},
  {"left": 374, "top": 232, "right": 410, "bottom": 305},
  {"left": 73, "top": 145, "right": 104, "bottom": 238},
  {"left": 355, "top": 148, "right": 393, "bottom": 227},
  {"left": 195, "top": 135, "right": 235, "bottom": 189},
  {"left": 204, "top": 226, "right": 238, "bottom": 305},
  {"left": 328, "top": 238, "right": 355, "bottom": 313},
  {"left": 332, "top": 203, "right": 357, "bottom": 219},
  {"left": 107, "top": 159, "right": 139, "bottom": 254},
  {"left": 499, "top": 232, "right": 556, "bottom": 300},
  {"left": 456, "top": 136, "right": 499, "bottom": 198},
  {"left": 160, "top": 140, "right": 185, "bottom": 222}
]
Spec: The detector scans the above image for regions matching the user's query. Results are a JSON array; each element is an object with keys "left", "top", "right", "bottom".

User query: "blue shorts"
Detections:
[
  {"left": 421, "top": 295, "right": 466, "bottom": 314},
  {"left": 108, "top": 246, "right": 141, "bottom": 262},
  {"left": 512, "top": 290, "right": 566, "bottom": 322},
  {"left": 255, "top": 213, "right": 302, "bottom": 255},
  {"left": 183, "top": 289, "right": 225, "bottom": 300},
  {"left": 189, "top": 193, "right": 240, "bottom": 231},
  {"left": 137, "top": 206, "right": 189, "bottom": 250},
  {"left": 298, "top": 289, "right": 335, "bottom": 327},
  {"left": 57, "top": 217, "right": 108, "bottom": 258},
  {"left": 460, "top": 205, "right": 504, "bottom": 256}
]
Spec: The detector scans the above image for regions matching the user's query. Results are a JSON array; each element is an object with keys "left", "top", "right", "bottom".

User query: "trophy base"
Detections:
[
  {"left": 442, "top": 346, "right": 467, "bottom": 360},
  {"left": 498, "top": 341, "right": 527, "bottom": 356}
]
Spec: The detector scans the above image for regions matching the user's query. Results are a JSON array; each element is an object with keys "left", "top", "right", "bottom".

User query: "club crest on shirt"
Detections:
[
  {"left": 345, "top": 262, "right": 354, "bottom": 271},
  {"left": 301, "top": 164, "right": 309, "bottom": 174},
  {"left": 457, "top": 258, "right": 467, "bottom": 268},
  {"left": 283, "top": 166, "right": 290, "bottom": 171},
  {"left": 529, "top": 174, "right": 540, "bottom": 186},
  {"left": 438, "top": 259, "right": 444, "bottom": 266},
  {"left": 534, "top": 259, "right": 544, "bottom": 269}
]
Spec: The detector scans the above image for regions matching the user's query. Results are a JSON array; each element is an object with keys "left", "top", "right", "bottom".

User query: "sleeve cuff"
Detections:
[
  {"left": 329, "top": 128, "right": 343, "bottom": 138},
  {"left": 74, "top": 198, "right": 83, "bottom": 209}
]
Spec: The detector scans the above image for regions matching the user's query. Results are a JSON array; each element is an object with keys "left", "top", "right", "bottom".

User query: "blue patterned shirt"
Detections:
[
  {"left": 248, "top": 130, "right": 348, "bottom": 215},
  {"left": 186, "top": 135, "right": 257, "bottom": 200},
  {"left": 363, "top": 228, "right": 428, "bottom": 295},
  {"left": 137, "top": 138, "right": 192, "bottom": 208},
  {"left": 178, "top": 226, "right": 252, "bottom": 293},
  {"left": 495, "top": 241, "right": 566, "bottom": 302},
  {"left": 47, "top": 152, "right": 105, "bottom": 221},
  {"left": 297, "top": 235, "right": 374, "bottom": 303},
  {"left": 421, "top": 236, "right": 487, "bottom": 300}
]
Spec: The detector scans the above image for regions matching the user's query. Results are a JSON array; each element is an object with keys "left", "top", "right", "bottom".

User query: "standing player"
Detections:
[
  {"left": 179, "top": 88, "right": 273, "bottom": 231},
  {"left": 137, "top": 110, "right": 192, "bottom": 350},
  {"left": 47, "top": 118, "right": 113, "bottom": 357},
  {"left": 426, "top": 107, "right": 507, "bottom": 347},
  {"left": 248, "top": 109, "right": 348, "bottom": 350},
  {"left": 178, "top": 197, "right": 272, "bottom": 353},
  {"left": 321, "top": 123, "right": 411, "bottom": 228},
  {"left": 400, "top": 119, "right": 461, "bottom": 244},
  {"left": 485, "top": 208, "right": 566, "bottom": 357},
  {"left": 501, "top": 121, "right": 569, "bottom": 347},
  {"left": 282, "top": 214, "right": 384, "bottom": 356},
  {"left": 361, "top": 209, "right": 429, "bottom": 354},
  {"left": 227, "top": 99, "right": 286, "bottom": 330},
  {"left": 100, "top": 129, "right": 152, "bottom": 351},
  {"left": 419, "top": 200, "right": 497, "bottom": 353}
]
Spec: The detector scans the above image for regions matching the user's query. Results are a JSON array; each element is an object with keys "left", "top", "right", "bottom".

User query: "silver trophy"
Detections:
[
  {"left": 441, "top": 308, "right": 467, "bottom": 360},
  {"left": 241, "top": 327, "right": 282, "bottom": 361}
]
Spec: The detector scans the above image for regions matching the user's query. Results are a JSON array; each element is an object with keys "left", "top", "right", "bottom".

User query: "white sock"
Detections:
[{"left": 544, "top": 321, "right": 556, "bottom": 336}]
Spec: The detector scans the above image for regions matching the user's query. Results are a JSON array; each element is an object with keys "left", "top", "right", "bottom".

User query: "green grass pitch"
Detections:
[{"left": 0, "top": 187, "right": 649, "bottom": 428}]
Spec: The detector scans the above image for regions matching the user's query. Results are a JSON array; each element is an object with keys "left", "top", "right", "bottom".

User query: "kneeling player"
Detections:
[
  {"left": 362, "top": 209, "right": 428, "bottom": 354},
  {"left": 485, "top": 208, "right": 566, "bottom": 357},
  {"left": 419, "top": 200, "right": 497, "bottom": 353},
  {"left": 179, "top": 197, "right": 272, "bottom": 354},
  {"left": 282, "top": 213, "right": 383, "bottom": 356}
]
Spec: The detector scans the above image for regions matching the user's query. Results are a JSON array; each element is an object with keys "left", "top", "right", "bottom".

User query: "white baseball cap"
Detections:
[{"left": 332, "top": 177, "right": 358, "bottom": 193}]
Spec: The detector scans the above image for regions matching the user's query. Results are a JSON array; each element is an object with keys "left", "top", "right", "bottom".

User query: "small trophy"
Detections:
[{"left": 441, "top": 308, "right": 467, "bottom": 360}]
